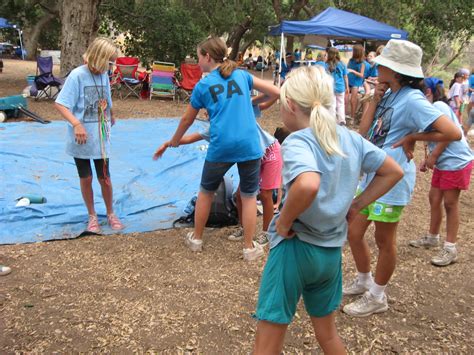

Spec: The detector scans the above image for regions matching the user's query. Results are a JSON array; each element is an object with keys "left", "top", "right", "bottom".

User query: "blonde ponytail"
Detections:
[{"left": 281, "top": 66, "right": 345, "bottom": 156}]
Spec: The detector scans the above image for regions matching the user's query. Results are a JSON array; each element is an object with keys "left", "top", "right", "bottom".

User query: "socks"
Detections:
[
  {"left": 369, "top": 283, "right": 386, "bottom": 301},
  {"left": 357, "top": 272, "right": 374, "bottom": 286},
  {"left": 444, "top": 241, "right": 456, "bottom": 251},
  {"left": 428, "top": 233, "right": 440, "bottom": 240}
]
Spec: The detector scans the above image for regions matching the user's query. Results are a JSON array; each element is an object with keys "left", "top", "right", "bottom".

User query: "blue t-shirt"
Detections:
[
  {"left": 348, "top": 59, "right": 365, "bottom": 87},
  {"left": 268, "top": 126, "right": 386, "bottom": 249},
  {"left": 314, "top": 61, "right": 328, "bottom": 71},
  {"left": 55, "top": 65, "right": 113, "bottom": 159},
  {"left": 365, "top": 62, "right": 378, "bottom": 78},
  {"left": 427, "top": 102, "right": 473, "bottom": 170},
  {"left": 294, "top": 51, "right": 301, "bottom": 61},
  {"left": 329, "top": 61, "right": 348, "bottom": 94},
  {"left": 190, "top": 69, "right": 262, "bottom": 163},
  {"left": 360, "top": 87, "right": 443, "bottom": 205},
  {"left": 469, "top": 74, "right": 474, "bottom": 97}
]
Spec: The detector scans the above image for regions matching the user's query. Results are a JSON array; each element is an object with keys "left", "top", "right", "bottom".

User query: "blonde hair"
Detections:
[
  {"left": 280, "top": 66, "right": 345, "bottom": 157},
  {"left": 198, "top": 36, "right": 237, "bottom": 79},
  {"left": 83, "top": 37, "right": 118, "bottom": 73}
]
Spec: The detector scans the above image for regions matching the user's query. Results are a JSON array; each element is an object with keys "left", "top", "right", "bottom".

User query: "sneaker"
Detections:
[
  {"left": 86, "top": 214, "right": 101, "bottom": 234},
  {"left": 185, "top": 232, "right": 203, "bottom": 252},
  {"left": 0, "top": 265, "right": 11, "bottom": 276},
  {"left": 255, "top": 231, "right": 269, "bottom": 247},
  {"left": 343, "top": 278, "right": 371, "bottom": 296},
  {"left": 409, "top": 235, "right": 439, "bottom": 248},
  {"left": 107, "top": 213, "right": 125, "bottom": 231},
  {"left": 243, "top": 241, "right": 264, "bottom": 261},
  {"left": 343, "top": 291, "right": 388, "bottom": 317},
  {"left": 228, "top": 227, "right": 244, "bottom": 241},
  {"left": 431, "top": 247, "right": 458, "bottom": 266}
]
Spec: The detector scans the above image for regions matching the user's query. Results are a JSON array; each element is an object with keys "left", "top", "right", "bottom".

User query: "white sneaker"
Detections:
[
  {"left": 243, "top": 241, "right": 264, "bottom": 261},
  {"left": 343, "top": 291, "right": 388, "bottom": 317},
  {"left": 431, "top": 247, "right": 457, "bottom": 266},
  {"left": 255, "top": 231, "right": 269, "bottom": 247},
  {"left": 343, "top": 278, "right": 372, "bottom": 296},
  {"left": 184, "top": 232, "right": 203, "bottom": 252},
  {"left": 228, "top": 227, "right": 243, "bottom": 241},
  {"left": 409, "top": 235, "right": 439, "bottom": 248},
  {"left": 0, "top": 265, "right": 11, "bottom": 276}
]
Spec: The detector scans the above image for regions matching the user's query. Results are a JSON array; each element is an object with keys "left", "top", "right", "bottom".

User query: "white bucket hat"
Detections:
[{"left": 373, "top": 39, "right": 424, "bottom": 78}]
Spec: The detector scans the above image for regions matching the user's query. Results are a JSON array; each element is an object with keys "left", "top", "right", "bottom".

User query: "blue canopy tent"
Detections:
[
  {"left": 268, "top": 7, "right": 408, "bottom": 84},
  {"left": 0, "top": 17, "right": 25, "bottom": 60}
]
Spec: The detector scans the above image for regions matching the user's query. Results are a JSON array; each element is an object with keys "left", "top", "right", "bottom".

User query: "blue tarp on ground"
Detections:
[
  {"left": 268, "top": 7, "right": 408, "bottom": 41},
  {"left": 0, "top": 118, "right": 237, "bottom": 245}
]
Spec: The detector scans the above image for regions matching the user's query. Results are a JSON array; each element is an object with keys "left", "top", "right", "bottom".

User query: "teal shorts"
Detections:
[{"left": 255, "top": 237, "right": 342, "bottom": 324}]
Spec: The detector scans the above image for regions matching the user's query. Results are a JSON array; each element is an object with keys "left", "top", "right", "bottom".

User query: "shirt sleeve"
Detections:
[
  {"left": 245, "top": 70, "right": 253, "bottom": 91},
  {"left": 190, "top": 82, "right": 205, "bottom": 110},
  {"left": 407, "top": 92, "right": 443, "bottom": 131},
  {"left": 55, "top": 71, "right": 79, "bottom": 110},
  {"left": 199, "top": 126, "right": 210, "bottom": 142},
  {"left": 357, "top": 134, "right": 387, "bottom": 173},
  {"left": 282, "top": 134, "right": 320, "bottom": 186},
  {"left": 341, "top": 63, "right": 348, "bottom": 76}
]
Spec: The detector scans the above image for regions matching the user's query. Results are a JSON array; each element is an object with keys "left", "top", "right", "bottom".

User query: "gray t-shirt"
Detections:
[
  {"left": 56, "top": 65, "right": 113, "bottom": 159},
  {"left": 268, "top": 126, "right": 386, "bottom": 249}
]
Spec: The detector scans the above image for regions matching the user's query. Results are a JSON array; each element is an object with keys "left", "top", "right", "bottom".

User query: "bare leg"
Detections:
[
  {"left": 347, "top": 213, "right": 372, "bottom": 273},
  {"left": 193, "top": 191, "right": 214, "bottom": 240},
  {"left": 428, "top": 187, "right": 443, "bottom": 235},
  {"left": 98, "top": 177, "right": 114, "bottom": 215},
  {"left": 443, "top": 189, "right": 461, "bottom": 243},
  {"left": 254, "top": 320, "right": 288, "bottom": 355},
  {"left": 350, "top": 87, "right": 359, "bottom": 120},
  {"left": 79, "top": 176, "right": 96, "bottom": 216},
  {"left": 310, "top": 312, "right": 346, "bottom": 354},
  {"left": 259, "top": 189, "right": 274, "bottom": 232},
  {"left": 373, "top": 221, "right": 399, "bottom": 286},
  {"left": 241, "top": 195, "right": 257, "bottom": 249}
]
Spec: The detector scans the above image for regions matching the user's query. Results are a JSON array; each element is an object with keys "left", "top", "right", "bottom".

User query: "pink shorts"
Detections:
[
  {"left": 260, "top": 141, "right": 283, "bottom": 190},
  {"left": 431, "top": 161, "right": 473, "bottom": 190}
]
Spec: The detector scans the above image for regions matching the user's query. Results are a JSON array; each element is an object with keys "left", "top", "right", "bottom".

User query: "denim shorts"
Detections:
[{"left": 200, "top": 159, "right": 261, "bottom": 197}]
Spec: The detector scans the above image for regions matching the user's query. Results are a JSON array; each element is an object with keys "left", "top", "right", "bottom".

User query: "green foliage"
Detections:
[{"left": 100, "top": 0, "right": 205, "bottom": 66}]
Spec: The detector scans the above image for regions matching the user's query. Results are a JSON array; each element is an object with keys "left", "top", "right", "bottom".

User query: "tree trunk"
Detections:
[
  {"left": 59, "top": 0, "right": 101, "bottom": 75},
  {"left": 22, "top": 12, "right": 57, "bottom": 60},
  {"left": 227, "top": 16, "right": 252, "bottom": 60}
]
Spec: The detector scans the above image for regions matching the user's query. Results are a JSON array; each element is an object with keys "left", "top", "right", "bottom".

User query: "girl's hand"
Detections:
[
  {"left": 74, "top": 123, "right": 87, "bottom": 144},
  {"left": 426, "top": 154, "right": 437, "bottom": 170},
  {"left": 392, "top": 135, "right": 416, "bottom": 161},
  {"left": 418, "top": 159, "right": 428, "bottom": 172},
  {"left": 373, "top": 82, "right": 389, "bottom": 104},
  {"left": 275, "top": 217, "right": 295, "bottom": 239},
  {"left": 153, "top": 142, "right": 169, "bottom": 160},
  {"left": 346, "top": 199, "right": 363, "bottom": 224}
]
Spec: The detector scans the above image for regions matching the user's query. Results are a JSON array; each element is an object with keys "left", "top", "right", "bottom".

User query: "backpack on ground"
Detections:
[{"left": 173, "top": 176, "right": 239, "bottom": 228}]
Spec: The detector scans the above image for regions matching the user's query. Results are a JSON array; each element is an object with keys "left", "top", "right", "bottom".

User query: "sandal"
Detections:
[
  {"left": 86, "top": 214, "right": 101, "bottom": 234},
  {"left": 107, "top": 213, "right": 124, "bottom": 230}
]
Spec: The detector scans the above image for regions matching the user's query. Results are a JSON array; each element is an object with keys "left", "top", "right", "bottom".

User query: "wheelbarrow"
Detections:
[{"left": 0, "top": 94, "right": 50, "bottom": 124}]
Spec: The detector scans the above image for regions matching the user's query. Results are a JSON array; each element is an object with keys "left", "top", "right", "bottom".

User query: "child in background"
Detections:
[
  {"left": 447, "top": 72, "right": 465, "bottom": 123},
  {"left": 55, "top": 37, "right": 124, "bottom": 233},
  {"left": 410, "top": 91, "right": 473, "bottom": 266},
  {"left": 314, "top": 52, "right": 328, "bottom": 70},
  {"left": 154, "top": 94, "right": 282, "bottom": 247},
  {"left": 346, "top": 44, "right": 366, "bottom": 122},
  {"left": 253, "top": 65, "right": 403, "bottom": 354},
  {"left": 165, "top": 37, "right": 280, "bottom": 261},
  {"left": 343, "top": 40, "right": 461, "bottom": 317},
  {"left": 327, "top": 47, "right": 349, "bottom": 125}
]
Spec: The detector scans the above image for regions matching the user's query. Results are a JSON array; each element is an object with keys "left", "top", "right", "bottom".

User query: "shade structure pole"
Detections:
[
  {"left": 278, "top": 32, "right": 284, "bottom": 87},
  {"left": 18, "top": 28, "right": 25, "bottom": 60}
]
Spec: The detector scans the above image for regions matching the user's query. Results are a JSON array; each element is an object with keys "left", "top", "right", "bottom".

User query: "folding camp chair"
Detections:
[
  {"left": 150, "top": 61, "right": 176, "bottom": 101},
  {"left": 113, "top": 57, "right": 144, "bottom": 99},
  {"left": 31, "top": 56, "right": 64, "bottom": 100},
  {"left": 176, "top": 63, "right": 202, "bottom": 103}
]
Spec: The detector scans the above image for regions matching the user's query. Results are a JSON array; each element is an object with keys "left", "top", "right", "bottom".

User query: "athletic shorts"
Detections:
[
  {"left": 260, "top": 141, "right": 283, "bottom": 191},
  {"left": 432, "top": 161, "right": 472, "bottom": 190},
  {"left": 255, "top": 237, "right": 342, "bottom": 324},
  {"left": 74, "top": 158, "right": 110, "bottom": 179},
  {"left": 360, "top": 200, "right": 404, "bottom": 223},
  {"left": 200, "top": 159, "right": 261, "bottom": 197}
]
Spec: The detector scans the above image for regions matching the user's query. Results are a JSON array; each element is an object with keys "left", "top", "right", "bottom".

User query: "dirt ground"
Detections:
[{"left": 1, "top": 58, "right": 473, "bottom": 353}]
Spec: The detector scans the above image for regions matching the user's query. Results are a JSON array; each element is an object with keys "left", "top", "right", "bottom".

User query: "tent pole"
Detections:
[
  {"left": 18, "top": 28, "right": 25, "bottom": 60},
  {"left": 278, "top": 32, "right": 284, "bottom": 87}
]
